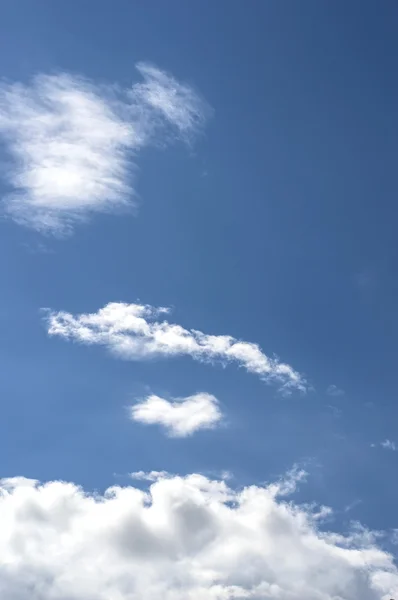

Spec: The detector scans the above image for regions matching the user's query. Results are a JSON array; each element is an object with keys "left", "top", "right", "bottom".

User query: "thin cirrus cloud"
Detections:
[
  {"left": 44, "top": 301, "right": 307, "bottom": 392},
  {"left": 0, "top": 469, "right": 397, "bottom": 600},
  {"left": 130, "top": 392, "right": 222, "bottom": 437},
  {"left": 0, "top": 62, "right": 210, "bottom": 234},
  {"left": 133, "top": 62, "right": 209, "bottom": 139}
]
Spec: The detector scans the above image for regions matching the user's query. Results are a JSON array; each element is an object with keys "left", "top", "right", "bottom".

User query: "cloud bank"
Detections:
[
  {"left": 0, "top": 470, "right": 397, "bottom": 600},
  {"left": 45, "top": 302, "right": 306, "bottom": 392},
  {"left": 0, "top": 63, "right": 209, "bottom": 234},
  {"left": 130, "top": 392, "right": 222, "bottom": 437}
]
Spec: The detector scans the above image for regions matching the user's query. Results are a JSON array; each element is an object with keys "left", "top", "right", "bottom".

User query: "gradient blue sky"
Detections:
[{"left": 1, "top": 0, "right": 398, "bottom": 567}]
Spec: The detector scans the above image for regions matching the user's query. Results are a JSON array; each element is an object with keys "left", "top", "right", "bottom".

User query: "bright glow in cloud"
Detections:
[
  {"left": 0, "top": 470, "right": 397, "bottom": 599},
  {"left": 130, "top": 392, "right": 222, "bottom": 437},
  {"left": 45, "top": 302, "right": 307, "bottom": 392},
  {"left": 0, "top": 64, "right": 209, "bottom": 234}
]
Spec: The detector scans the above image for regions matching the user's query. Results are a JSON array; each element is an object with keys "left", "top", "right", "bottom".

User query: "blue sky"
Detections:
[{"left": 1, "top": 2, "right": 398, "bottom": 598}]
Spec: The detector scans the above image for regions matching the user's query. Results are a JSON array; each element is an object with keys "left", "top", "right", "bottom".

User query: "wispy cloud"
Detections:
[
  {"left": 326, "top": 384, "right": 345, "bottom": 397},
  {"left": 130, "top": 470, "right": 171, "bottom": 482},
  {"left": 44, "top": 301, "right": 307, "bottom": 392},
  {"left": 132, "top": 62, "right": 209, "bottom": 140},
  {"left": 0, "top": 64, "right": 210, "bottom": 234},
  {"left": 326, "top": 404, "right": 342, "bottom": 418},
  {"left": 130, "top": 392, "right": 222, "bottom": 437},
  {"left": 381, "top": 439, "right": 397, "bottom": 451},
  {"left": 130, "top": 469, "right": 232, "bottom": 483},
  {"left": 344, "top": 499, "right": 362, "bottom": 513},
  {"left": 371, "top": 439, "right": 397, "bottom": 451}
]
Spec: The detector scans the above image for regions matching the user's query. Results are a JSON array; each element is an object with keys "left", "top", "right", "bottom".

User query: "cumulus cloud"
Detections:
[
  {"left": 45, "top": 301, "right": 307, "bottom": 392},
  {"left": 0, "top": 63, "right": 209, "bottom": 234},
  {"left": 0, "top": 470, "right": 397, "bottom": 599},
  {"left": 130, "top": 392, "right": 222, "bottom": 437}
]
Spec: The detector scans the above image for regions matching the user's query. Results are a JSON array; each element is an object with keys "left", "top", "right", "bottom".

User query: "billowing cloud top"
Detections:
[
  {"left": 45, "top": 301, "right": 307, "bottom": 392},
  {"left": 0, "top": 64, "right": 210, "bottom": 234},
  {"left": 0, "top": 470, "right": 397, "bottom": 599}
]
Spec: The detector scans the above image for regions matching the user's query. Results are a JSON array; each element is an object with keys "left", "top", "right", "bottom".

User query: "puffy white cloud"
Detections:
[
  {"left": 0, "top": 63, "right": 209, "bottom": 234},
  {"left": 45, "top": 302, "right": 306, "bottom": 392},
  {"left": 0, "top": 469, "right": 397, "bottom": 599},
  {"left": 130, "top": 392, "right": 222, "bottom": 437}
]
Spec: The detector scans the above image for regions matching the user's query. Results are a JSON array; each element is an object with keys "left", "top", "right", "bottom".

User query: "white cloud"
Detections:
[
  {"left": 381, "top": 439, "right": 397, "bottom": 451},
  {"left": 326, "top": 404, "right": 342, "bottom": 418},
  {"left": 0, "top": 470, "right": 397, "bottom": 599},
  {"left": 0, "top": 64, "right": 209, "bottom": 234},
  {"left": 45, "top": 302, "right": 307, "bottom": 392},
  {"left": 344, "top": 499, "right": 362, "bottom": 513},
  {"left": 391, "top": 530, "right": 398, "bottom": 545},
  {"left": 371, "top": 440, "right": 397, "bottom": 451},
  {"left": 326, "top": 384, "right": 345, "bottom": 397},
  {"left": 133, "top": 62, "right": 210, "bottom": 139},
  {"left": 130, "top": 470, "right": 171, "bottom": 482},
  {"left": 130, "top": 392, "right": 222, "bottom": 437}
]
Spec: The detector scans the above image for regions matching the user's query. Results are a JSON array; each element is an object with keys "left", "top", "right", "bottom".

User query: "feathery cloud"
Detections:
[
  {"left": 45, "top": 301, "right": 307, "bottom": 392},
  {"left": 133, "top": 62, "right": 209, "bottom": 139},
  {"left": 0, "top": 470, "right": 397, "bottom": 599},
  {"left": 130, "top": 392, "right": 222, "bottom": 437},
  {"left": 0, "top": 64, "right": 209, "bottom": 234}
]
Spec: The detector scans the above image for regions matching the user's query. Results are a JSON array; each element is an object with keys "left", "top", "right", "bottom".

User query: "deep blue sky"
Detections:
[{"left": 1, "top": 0, "right": 398, "bottom": 535}]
